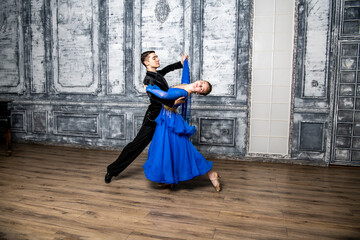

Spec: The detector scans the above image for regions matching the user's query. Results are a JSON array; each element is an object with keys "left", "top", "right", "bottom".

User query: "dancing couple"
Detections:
[{"left": 105, "top": 51, "right": 221, "bottom": 192}]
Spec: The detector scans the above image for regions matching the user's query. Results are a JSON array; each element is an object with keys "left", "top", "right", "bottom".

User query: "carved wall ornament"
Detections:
[
  {"left": 154, "top": 0, "right": 170, "bottom": 23},
  {"left": 0, "top": 12, "right": 8, "bottom": 33}
]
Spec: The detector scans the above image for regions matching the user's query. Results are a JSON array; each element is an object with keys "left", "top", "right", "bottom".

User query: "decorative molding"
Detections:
[
  {"left": 133, "top": 115, "right": 144, "bottom": 139},
  {"left": 11, "top": 111, "right": 27, "bottom": 133},
  {"left": 12, "top": 100, "right": 247, "bottom": 111},
  {"left": 53, "top": 112, "right": 101, "bottom": 138},
  {"left": 133, "top": 0, "right": 190, "bottom": 94},
  {"left": 0, "top": 0, "right": 25, "bottom": 94},
  {"left": 30, "top": 0, "right": 47, "bottom": 94},
  {"left": 200, "top": 0, "right": 238, "bottom": 97},
  {"left": 298, "top": 0, "right": 330, "bottom": 99},
  {"left": 198, "top": 117, "right": 235, "bottom": 146},
  {"left": 51, "top": 0, "right": 100, "bottom": 94},
  {"left": 32, "top": 111, "right": 47, "bottom": 134},
  {"left": 107, "top": 114, "right": 126, "bottom": 140},
  {"left": 191, "top": 104, "right": 247, "bottom": 111},
  {"left": 12, "top": 100, "right": 149, "bottom": 108},
  {"left": 107, "top": 0, "right": 125, "bottom": 95},
  {"left": 155, "top": 0, "right": 170, "bottom": 23},
  {"left": 293, "top": 107, "right": 330, "bottom": 114},
  {"left": 299, "top": 122, "right": 325, "bottom": 152}
]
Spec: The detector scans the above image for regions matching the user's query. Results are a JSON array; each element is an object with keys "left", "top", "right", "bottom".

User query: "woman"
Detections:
[{"left": 143, "top": 80, "right": 221, "bottom": 191}]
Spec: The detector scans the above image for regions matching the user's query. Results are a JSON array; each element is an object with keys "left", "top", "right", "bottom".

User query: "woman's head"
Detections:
[{"left": 193, "top": 80, "right": 212, "bottom": 96}]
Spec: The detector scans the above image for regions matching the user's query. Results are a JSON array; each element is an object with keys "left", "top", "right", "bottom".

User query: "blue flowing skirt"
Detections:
[{"left": 143, "top": 107, "right": 213, "bottom": 184}]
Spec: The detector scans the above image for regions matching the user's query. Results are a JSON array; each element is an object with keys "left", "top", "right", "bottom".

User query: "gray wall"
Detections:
[
  {"left": 0, "top": 0, "right": 342, "bottom": 166},
  {"left": 292, "top": 0, "right": 332, "bottom": 165}
]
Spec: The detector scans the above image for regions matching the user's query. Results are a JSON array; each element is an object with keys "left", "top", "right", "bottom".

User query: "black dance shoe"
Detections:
[{"left": 105, "top": 172, "right": 113, "bottom": 184}]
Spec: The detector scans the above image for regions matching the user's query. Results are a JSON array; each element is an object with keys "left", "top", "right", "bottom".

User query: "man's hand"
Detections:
[
  {"left": 181, "top": 53, "right": 189, "bottom": 65},
  {"left": 174, "top": 97, "right": 185, "bottom": 105}
]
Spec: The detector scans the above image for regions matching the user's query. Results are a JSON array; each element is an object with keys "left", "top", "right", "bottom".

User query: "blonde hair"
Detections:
[{"left": 201, "top": 81, "right": 212, "bottom": 96}]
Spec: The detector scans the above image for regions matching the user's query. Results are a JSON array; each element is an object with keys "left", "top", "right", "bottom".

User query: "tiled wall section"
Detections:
[{"left": 249, "top": 0, "right": 295, "bottom": 155}]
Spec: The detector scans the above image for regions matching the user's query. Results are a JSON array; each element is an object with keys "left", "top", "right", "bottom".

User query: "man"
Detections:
[{"left": 105, "top": 51, "right": 187, "bottom": 183}]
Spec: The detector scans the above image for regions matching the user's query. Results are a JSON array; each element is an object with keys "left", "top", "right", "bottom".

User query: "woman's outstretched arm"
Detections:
[{"left": 146, "top": 85, "right": 188, "bottom": 100}]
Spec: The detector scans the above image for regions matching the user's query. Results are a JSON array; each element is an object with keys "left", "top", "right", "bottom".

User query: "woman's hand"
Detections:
[
  {"left": 181, "top": 54, "right": 189, "bottom": 65},
  {"left": 174, "top": 97, "right": 185, "bottom": 105}
]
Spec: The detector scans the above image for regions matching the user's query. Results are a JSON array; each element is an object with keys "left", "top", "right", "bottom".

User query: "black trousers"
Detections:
[{"left": 107, "top": 125, "right": 155, "bottom": 176}]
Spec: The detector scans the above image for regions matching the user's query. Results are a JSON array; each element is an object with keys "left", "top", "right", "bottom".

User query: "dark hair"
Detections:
[
  {"left": 141, "top": 51, "right": 155, "bottom": 67},
  {"left": 201, "top": 81, "right": 212, "bottom": 96}
]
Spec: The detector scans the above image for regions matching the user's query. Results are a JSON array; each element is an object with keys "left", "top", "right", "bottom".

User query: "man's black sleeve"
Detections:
[{"left": 157, "top": 61, "right": 183, "bottom": 76}]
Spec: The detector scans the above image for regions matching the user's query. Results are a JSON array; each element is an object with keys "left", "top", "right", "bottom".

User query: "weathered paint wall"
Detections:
[
  {"left": 0, "top": 0, "right": 337, "bottom": 165},
  {"left": 0, "top": 1, "right": 25, "bottom": 94},
  {"left": 291, "top": 0, "right": 332, "bottom": 165}
]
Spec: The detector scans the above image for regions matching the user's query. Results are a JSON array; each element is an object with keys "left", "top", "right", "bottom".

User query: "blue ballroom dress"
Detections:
[{"left": 143, "top": 85, "right": 213, "bottom": 184}]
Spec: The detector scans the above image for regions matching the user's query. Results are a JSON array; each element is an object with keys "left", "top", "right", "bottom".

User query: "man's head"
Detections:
[
  {"left": 193, "top": 80, "right": 212, "bottom": 96},
  {"left": 141, "top": 51, "right": 160, "bottom": 71}
]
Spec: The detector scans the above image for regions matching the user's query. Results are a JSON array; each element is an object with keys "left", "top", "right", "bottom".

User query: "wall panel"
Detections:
[
  {"left": 202, "top": 0, "right": 237, "bottom": 96},
  {"left": 107, "top": 114, "right": 126, "bottom": 140},
  {"left": 11, "top": 111, "right": 27, "bottom": 133},
  {"left": 51, "top": 0, "right": 100, "bottom": 94},
  {"left": 32, "top": 111, "right": 47, "bottom": 133},
  {"left": 292, "top": 0, "right": 332, "bottom": 164},
  {"left": 133, "top": 0, "right": 191, "bottom": 94},
  {"left": 30, "top": 0, "right": 47, "bottom": 94},
  {"left": 0, "top": 0, "right": 25, "bottom": 94},
  {"left": 107, "top": 0, "right": 125, "bottom": 95},
  {"left": 199, "top": 118, "right": 235, "bottom": 146},
  {"left": 53, "top": 112, "right": 100, "bottom": 137},
  {"left": 299, "top": 122, "right": 325, "bottom": 151},
  {"left": 301, "top": 0, "right": 330, "bottom": 98}
]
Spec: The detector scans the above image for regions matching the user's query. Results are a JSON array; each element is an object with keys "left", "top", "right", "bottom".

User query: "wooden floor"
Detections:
[{"left": 0, "top": 144, "right": 360, "bottom": 240}]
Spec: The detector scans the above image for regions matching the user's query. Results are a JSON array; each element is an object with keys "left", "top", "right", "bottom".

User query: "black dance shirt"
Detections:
[{"left": 142, "top": 61, "right": 183, "bottom": 127}]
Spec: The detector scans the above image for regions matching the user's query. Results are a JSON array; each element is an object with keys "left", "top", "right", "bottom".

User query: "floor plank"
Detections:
[{"left": 0, "top": 143, "right": 360, "bottom": 239}]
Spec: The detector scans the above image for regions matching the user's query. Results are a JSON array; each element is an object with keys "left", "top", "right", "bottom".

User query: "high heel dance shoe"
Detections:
[{"left": 209, "top": 172, "right": 221, "bottom": 192}]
